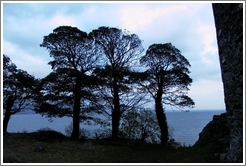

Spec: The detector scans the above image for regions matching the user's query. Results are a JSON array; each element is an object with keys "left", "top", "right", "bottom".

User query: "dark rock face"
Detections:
[
  {"left": 212, "top": 3, "right": 243, "bottom": 163},
  {"left": 194, "top": 113, "right": 230, "bottom": 146}
]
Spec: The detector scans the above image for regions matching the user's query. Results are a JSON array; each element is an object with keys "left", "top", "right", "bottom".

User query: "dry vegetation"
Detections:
[{"left": 3, "top": 129, "right": 226, "bottom": 163}]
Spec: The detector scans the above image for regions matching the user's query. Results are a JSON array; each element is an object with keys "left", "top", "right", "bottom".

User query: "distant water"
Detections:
[
  {"left": 6, "top": 109, "right": 225, "bottom": 146},
  {"left": 166, "top": 110, "right": 225, "bottom": 146}
]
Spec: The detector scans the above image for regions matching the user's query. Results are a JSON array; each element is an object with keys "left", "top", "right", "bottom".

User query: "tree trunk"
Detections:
[
  {"left": 3, "top": 96, "right": 15, "bottom": 133},
  {"left": 155, "top": 82, "right": 169, "bottom": 145},
  {"left": 111, "top": 77, "right": 121, "bottom": 139},
  {"left": 112, "top": 108, "right": 120, "bottom": 139},
  {"left": 71, "top": 77, "right": 81, "bottom": 139},
  {"left": 155, "top": 101, "right": 169, "bottom": 145}
]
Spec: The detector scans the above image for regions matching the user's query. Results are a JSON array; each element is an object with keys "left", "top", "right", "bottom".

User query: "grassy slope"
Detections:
[{"left": 3, "top": 131, "right": 226, "bottom": 163}]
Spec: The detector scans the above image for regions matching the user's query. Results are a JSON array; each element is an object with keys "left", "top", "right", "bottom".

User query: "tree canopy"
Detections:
[
  {"left": 140, "top": 43, "right": 195, "bottom": 108},
  {"left": 38, "top": 26, "right": 103, "bottom": 139},
  {"left": 5, "top": 26, "right": 195, "bottom": 144},
  {"left": 89, "top": 26, "right": 145, "bottom": 139},
  {"left": 3, "top": 54, "right": 38, "bottom": 132},
  {"left": 139, "top": 43, "right": 195, "bottom": 144}
]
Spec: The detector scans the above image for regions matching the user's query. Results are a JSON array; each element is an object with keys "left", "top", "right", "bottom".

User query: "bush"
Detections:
[
  {"left": 32, "top": 127, "right": 67, "bottom": 142},
  {"left": 119, "top": 109, "right": 175, "bottom": 144},
  {"left": 93, "top": 128, "right": 112, "bottom": 140},
  {"left": 119, "top": 109, "right": 161, "bottom": 143}
]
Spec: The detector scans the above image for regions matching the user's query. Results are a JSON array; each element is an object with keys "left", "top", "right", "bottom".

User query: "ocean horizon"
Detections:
[{"left": 4, "top": 109, "right": 226, "bottom": 146}]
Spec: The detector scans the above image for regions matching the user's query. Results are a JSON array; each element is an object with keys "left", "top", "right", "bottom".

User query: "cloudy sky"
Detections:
[{"left": 2, "top": 1, "right": 225, "bottom": 110}]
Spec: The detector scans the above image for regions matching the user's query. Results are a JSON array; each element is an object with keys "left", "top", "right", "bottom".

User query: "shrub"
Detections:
[
  {"left": 119, "top": 109, "right": 161, "bottom": 143},
  {"left": 32, "top": 127, "right": 67, "bottom": 142},
  {"left": 93, "top": 128, "right": 112, "bottom": 140},
  {"left": 119, "top": 109, "right": 175, "bottom": 144}
]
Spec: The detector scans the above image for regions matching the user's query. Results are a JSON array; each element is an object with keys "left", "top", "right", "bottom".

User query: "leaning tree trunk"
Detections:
[
  {"left": 155, "top": 82, "right": 169, "bottom": 145},
  {"left": 155, "top": 98, "right": 169, "bottom": 145},
  {"left": 3, "top": 96, "right": 15, "bottom": 133},
  {"left": 71, "top": 77, "right": 81, "bottom": 139}
]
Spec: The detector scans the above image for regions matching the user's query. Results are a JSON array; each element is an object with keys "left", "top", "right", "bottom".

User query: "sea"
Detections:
[{"left": 5, "top": 109, "right": 225, "bottom": 146}]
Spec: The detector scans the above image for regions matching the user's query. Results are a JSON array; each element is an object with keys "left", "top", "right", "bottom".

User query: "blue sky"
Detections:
[{"left": 1, "top": 1, "right": 225, "bottom": 110}]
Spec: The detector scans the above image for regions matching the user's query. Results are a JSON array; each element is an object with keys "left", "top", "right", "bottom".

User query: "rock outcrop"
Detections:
[
  {"left": 212, "top": 3, "right": 243, "bottom": 162},
  {"left": 194, "top": 113, "right": 230, "bottom": 162},
  {"left": 194, "top": 113, "right": 230, "bottom": 146}
]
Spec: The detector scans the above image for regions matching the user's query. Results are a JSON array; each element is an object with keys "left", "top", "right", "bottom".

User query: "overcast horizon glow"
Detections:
[{"left": 1, "top": 1, "right": 226, "bottom": 110}]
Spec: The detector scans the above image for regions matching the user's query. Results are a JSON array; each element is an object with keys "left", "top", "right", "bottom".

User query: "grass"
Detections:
[{"left": 3, "top": 130, "right": 227, "bottom": 163}]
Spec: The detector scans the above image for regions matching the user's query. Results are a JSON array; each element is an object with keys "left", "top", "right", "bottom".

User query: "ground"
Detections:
[{"left": 3, "top": 129, "right": 227, "bottom": 163}]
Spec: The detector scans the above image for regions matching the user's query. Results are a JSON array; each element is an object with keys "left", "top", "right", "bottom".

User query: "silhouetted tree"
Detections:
[
  {"left": 139, "top": 43, "right": 195, "bottom": 145},
  {"left": 38, "top": 26, "right": 103, "bottom": 139},
  {"left": 3, "top": 54, "right": 37, "bottom": 132},
  {"left": 89, "top": 26, "right": 144, "bottom": 139}
]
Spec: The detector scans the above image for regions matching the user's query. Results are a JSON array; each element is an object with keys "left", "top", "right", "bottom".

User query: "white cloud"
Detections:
[
  {"left": 196, "top": 24, "right": 219, "bottom": 64},
  {"left": 3, "top": 40, "right": 51, "bottom": 78},
  {"left": 3, "top": 40, "right": 16, "bottom": 55},
  {"left": 4, "top": 10, "right": 77, "bottom": 45},
  {"left": 188, "top": 79, "right": 225, "bottom": 109},
  {"left": 119, "top": 4, "right": 189, "bottom": 32},
  {"left": 83, "top": 6, "right": 96, "bottom": 18},
  {"left": 48, "top": 14, "right": 77, "bottom": 28}
]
